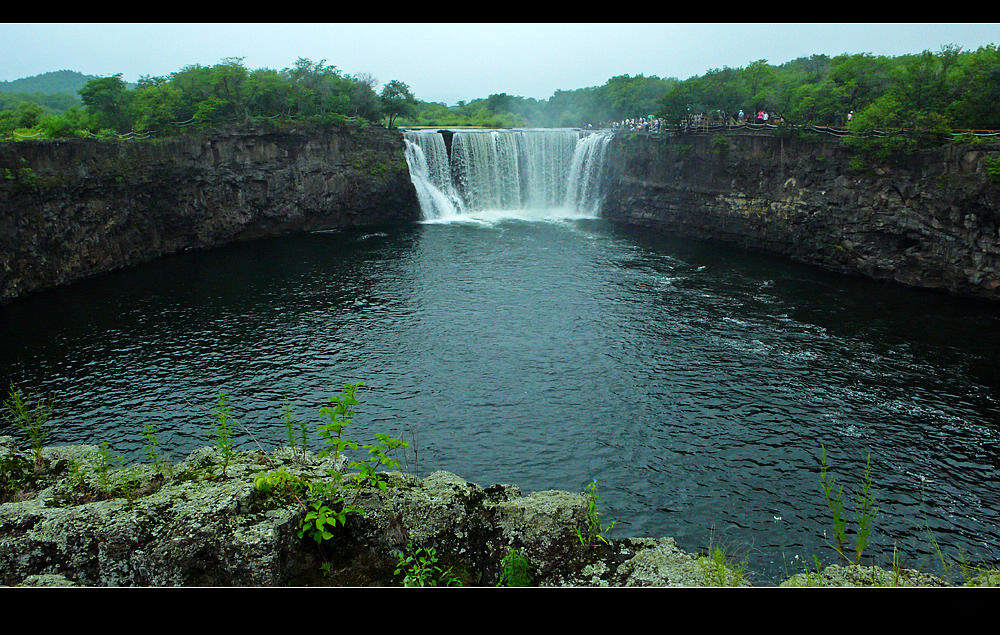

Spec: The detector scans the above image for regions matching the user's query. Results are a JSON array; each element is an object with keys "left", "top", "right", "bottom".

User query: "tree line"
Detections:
[
  {"left": 401, "top": 44, "right": 1000, "bottom": 133},
  {"left": 3, "top": 44, "right": 999, "bottom": 138},
  {"left": 655, "top": 44, "right": 1000, "bottom": 133},
  {"left": 400, "top": 74, "right": 676, "bottom": 128},
  {"left": 0, "top": 58, "right": 418, "bottom": 138}
]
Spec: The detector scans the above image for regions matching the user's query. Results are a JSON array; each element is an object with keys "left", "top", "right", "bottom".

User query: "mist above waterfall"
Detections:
[{"left": 403, "top": 128, "right": 612, "bottom": 222}]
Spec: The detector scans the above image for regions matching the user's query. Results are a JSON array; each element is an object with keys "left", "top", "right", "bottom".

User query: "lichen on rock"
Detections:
[
  {"left": 779, "top": 563, "right": 947, "bottom": 587},
  {"left": 0, "top": 440, "right": 984, "bottom": 587}
]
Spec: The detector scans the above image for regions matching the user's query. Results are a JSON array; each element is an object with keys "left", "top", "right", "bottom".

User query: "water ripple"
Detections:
[{"left": 2, "top": 219, "right": 999, "bottom": 582}]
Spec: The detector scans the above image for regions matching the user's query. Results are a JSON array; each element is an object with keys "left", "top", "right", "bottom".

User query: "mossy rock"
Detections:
[
  {"left": 17, "top": 573, "right": 79, "bottom": 587},
  {"left": 963, "top": 569, "right": 1000, "bottom": 587},
  {"left": 780, "top": 564, "right": 947, "bottom": 587}
]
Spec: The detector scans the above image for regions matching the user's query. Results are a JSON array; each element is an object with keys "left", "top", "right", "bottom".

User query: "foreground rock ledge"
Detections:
[{"left": 0, "top": 436, "right": 984, "bottom": 587}]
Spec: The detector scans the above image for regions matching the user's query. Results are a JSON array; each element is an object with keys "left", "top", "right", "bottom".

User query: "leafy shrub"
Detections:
[
  {"left": 394, "top": 543, "right": 462, "bottom": 587},
  {"left": 984, "top": 155, "right": 1000, "bottom": 183},
  {"left": 498, "top": 547, "right": 533, "bottom": 586},
  {"left": 3, "top": 385, "right": 54, "bottom": 468},
  {"left": 208, "top": 391, "right": 236, "bottom": 476},
  {"left": 250, "top": 383, "right": 408, "bottom": 550},
  {"left": 253, "top": 467, "right": 308, "bottom": 502},
  {"left": 710, "top": 133, "right": 729, "bottom": 156},
  {"left": 0, "top": 453, "right": 37, "bottom": 502},
  {"left": 576, "top": 478, "right": 616, "bottom": 548},
  {"left": 93, "top": 442, "right": 126, "bottom": 496}
]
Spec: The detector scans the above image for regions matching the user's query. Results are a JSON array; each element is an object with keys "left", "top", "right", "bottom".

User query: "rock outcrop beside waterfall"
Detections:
[
  {"left": 0, "top": 122, "right": 419, "bottom": 304},
  {"left": 601, "top": 133, "right": 1000, "bottom": 302}
]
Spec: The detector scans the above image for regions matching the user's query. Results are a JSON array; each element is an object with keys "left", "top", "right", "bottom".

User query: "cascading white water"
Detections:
[
  {"left": 403, "top": 128, "right": 612, "bottom": 221},
  {"left": 518, "top": 129, "right": 581, "bottom": 209},
  {"left": 451, "top": 130, "right": 524, "bottom": 210},
  {"left": 565, "top": 130, "right": 613, "bottom": 216},
  {"left": 403, "top": 132, "right": 463, "bottom": 220}
]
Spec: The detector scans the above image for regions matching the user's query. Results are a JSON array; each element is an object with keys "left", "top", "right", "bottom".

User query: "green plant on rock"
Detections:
[
  {"left": 819, "top": 444, "right": 847, "bottom": 557},
  {"left": 698, "top": 546, "right": 749, "bottom": 587},
  {"left": 818, "top": 445, "right": 879, "bottom": 565},
  {"left": 576, "top": 478, "right": 616, "bottom": 548},
  {"left": 116, "top": 465, "right": 145, "bottom": 503},
  {"left": 952, "top": 131, "right": 984, "bottom": 146},
  {"left": 956, "top": 552, "right": 1000, "bottom": 587},
  {"left": 93, "top": 442, "right": 126, "bottom": 496},
  {"left": 66, "top": 458, "right": 89, "bottom": 493},
  {"left": 847, "top": 156, "right": 869, "bottom": 173},
  {"left": 3, "top": 384, "right": 55, "bottom": 469},
  {"left": 922, "top": 522, "right": 1000, "bottom": 586},
  {"left": 1, "top": 159, "right": 39, "bottom": 188},
  {"left": 984, "top": 155, "right": 1000, "bottom": 184},
  {"left": 315, "top": 382, "right": 407, "bottom": 498},
  {"left": 317, "top": 382, "right": 363, "bottom": 460},
  {"left": 853, "top": 452, "right": 878, "bottom": 563},
  {"left": 498, "top": 547, "right": 533, "bottom": 587},
  {"left": 140, "top": 422, "right": 171, "bottom": 476},
  {"left": 252, "top": 466, "right": 356, "bottom": 544},
  {"left": 889, "top": 543, "right": 906, "bottom": 587},
  {"left": 258, "top": 383, "right": 406, "bottom": 550},
  {"left": 141, "top": 423, "right": 161, "bottom": 464},
  {"left": 394, "top": 542, "right": 463, "bottom": 587},
  {"left": 281, "top": 398, "right": 309, "bottom": 462},
  {"left": 299, "top": 477, "right": 363, "bottom": 545},
  {"left": 806, "top": 554, "right": 826, "bottom": 586},
  {"left": 343, "top": 432, "right": 408, "bottom": 494},
  {"left": 253, "top": 466, "right": 308, "bottom": 501},
  {"left": 0, "top": 452, "right": 36, "bottom": 502},
  {"left": 209, "top": 391, "right": 236, "bottom": 477},
  {"left": 299, "top": 499, "right": 352, "bottom": 545}
]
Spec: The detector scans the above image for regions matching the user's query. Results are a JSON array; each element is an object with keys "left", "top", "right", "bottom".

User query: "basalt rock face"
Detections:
[
  {"left": 0, "top": 123, "right": 420, "bottom": 303},
  {"left": 0, "top": 437, "right": 754, "bottom": 587},
  {"left": 0, "top": 437, "right": 970, "bottom": 586},
  {"left": 602, "top": 133, "right": 1000, "bottom": 301}
]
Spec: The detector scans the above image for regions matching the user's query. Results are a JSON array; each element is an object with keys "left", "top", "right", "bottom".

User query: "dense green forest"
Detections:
[
  {"left": 0, "top": 58, "right": 417, "bottom": 138},
  {"left": 402, "top": 44, "right": 1000, "bottom": 132},
  {"left": 0, "top": 71, "right": 97, "bottom": 134},
  {"left": 2, "top": 44, "right": 999, "bottom": 139},
  {"left": 0, "top": 70, "right": 101, "bottom": 96},
  {"left": 401, "top": 74, "right": 676, "bottom": 128},
  {"left": 655, "top": 44, "right": 1000, "bottom": 131}
]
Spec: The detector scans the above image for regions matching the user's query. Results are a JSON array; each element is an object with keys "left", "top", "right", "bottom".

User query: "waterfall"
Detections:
[
  {"left": 518, "top": 129, "right": 581, "bottom": 208},
  {"left": 403, "top": 132, "right": 463, "bottom": 220},
  {"left": 565, "top": 130, "right": 613, "bottom": 216},
  {"left": 402, "top": 128, "right": 612, "bottom": 221},
  {"left": 451, "top": 130, "right": 524, "bottom": 210}
]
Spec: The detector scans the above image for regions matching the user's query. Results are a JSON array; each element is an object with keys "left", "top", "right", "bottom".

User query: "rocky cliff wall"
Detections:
[
  {"left": 601, "top": 133, "right": 1000, "bottom": 301},
  {"left": 0, "top": 123, "right": 420, "bottom": 303}
]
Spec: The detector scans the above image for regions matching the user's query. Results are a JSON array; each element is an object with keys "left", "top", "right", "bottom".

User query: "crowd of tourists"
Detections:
[
  {"left": 607, "top": 116, "right": 665, "bottom": 133},
  {"left": 599, "top": 108, "right": 793, "bottom": 133},
  {"left": 594, "top": 106, "right": 865, "bottom": 134},
  {"left": 688, "top": 109, "right": 788, "bottom": 126}
]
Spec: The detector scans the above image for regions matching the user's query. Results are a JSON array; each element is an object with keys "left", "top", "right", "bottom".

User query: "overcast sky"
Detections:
[{"left": 1, "top": 23, "right": 998, "bottom": 104}]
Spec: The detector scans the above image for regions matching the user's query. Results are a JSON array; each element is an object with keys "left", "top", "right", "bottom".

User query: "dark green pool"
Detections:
[{"left": 2, "top": 217, "right": 998, "bottom": 582}]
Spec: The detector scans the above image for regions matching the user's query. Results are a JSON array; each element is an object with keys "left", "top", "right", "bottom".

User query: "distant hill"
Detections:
[{"left": 0, "top": 70, "right": 100, "bottom": 96}]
